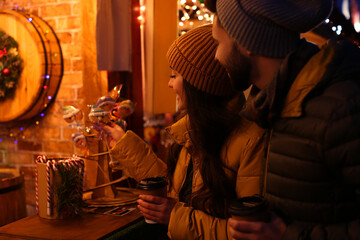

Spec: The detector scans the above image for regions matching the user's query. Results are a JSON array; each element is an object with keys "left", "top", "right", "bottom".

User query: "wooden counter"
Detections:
[{"left": 0, "top": 209, "right": 143, "bottom": 240}]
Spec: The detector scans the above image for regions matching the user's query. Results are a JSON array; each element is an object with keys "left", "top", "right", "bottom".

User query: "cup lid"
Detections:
[
  {"left": 137, "top": 176, "right": 168, "bottom": 190},
  {"left": 229, "top": 195, "right": 268, "bottom": 216}
]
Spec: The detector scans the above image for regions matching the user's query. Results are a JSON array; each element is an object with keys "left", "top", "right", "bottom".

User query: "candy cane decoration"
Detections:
[
  {"left": 35, "top": 155, "right": 85, "bottom": 217},
  {"left": 46, "top": 160, "right": 52, "bottom": 216},
  {"left": 35, "top": 155, "right": 47, "bottom": 212}
]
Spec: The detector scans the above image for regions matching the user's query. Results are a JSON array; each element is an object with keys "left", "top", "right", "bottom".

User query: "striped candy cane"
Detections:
[
  {"left": 46, "top": 160, "right": 52, "bottom": 216},
  {"left": 35, "top": 155, "right": 47, "bottom": 212}
]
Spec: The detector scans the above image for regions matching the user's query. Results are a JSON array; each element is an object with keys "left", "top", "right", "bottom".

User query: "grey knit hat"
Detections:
[
  {"left": 216, "top": 0, "right": 333, "bottom": 58},
  {"left": 167, "top": 25, "right": 233, "bottom": 96}
]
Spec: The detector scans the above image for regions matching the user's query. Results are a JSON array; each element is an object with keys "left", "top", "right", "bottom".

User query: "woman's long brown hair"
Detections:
[{"left": 167, "top": 79, "right": 244, "bottom": 218}]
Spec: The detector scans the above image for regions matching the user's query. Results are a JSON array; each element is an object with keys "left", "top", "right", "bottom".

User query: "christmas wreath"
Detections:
[{"left": 0, "top": 30, "right": 23, "bottom": 100}]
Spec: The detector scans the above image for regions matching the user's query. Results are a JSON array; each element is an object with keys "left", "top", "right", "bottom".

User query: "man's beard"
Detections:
[{"left": 223, "top": 43, "right": 252, "bottom": 91}]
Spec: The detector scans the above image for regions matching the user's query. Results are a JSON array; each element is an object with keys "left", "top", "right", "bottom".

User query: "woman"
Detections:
[{"left": 98, "top": 25, "right": 266, "bottom": 239}]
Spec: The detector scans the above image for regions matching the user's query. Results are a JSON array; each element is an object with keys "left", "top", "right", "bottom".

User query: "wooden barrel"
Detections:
[
  {"left": 0, "top": 10, "right": 63, "bottom": 123},
  {"left": 0, "top": 168, "right": 26, "bottom": 226}
]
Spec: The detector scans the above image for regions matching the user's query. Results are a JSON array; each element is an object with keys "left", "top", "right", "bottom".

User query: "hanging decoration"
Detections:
[
  {"left": 0, "top": 30, "right": 23, "bottom": 100},
  {"left": 62, "top": 84, "right": 136, "bottom": 167}
]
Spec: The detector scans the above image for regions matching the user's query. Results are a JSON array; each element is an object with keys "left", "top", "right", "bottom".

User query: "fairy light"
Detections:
[
  {"left": 28, "top": 17, "right": 33, "bottom": 22},
  {"left": 178, "top": 0, "right": 213, "bottom": 34},
  {"left": 40, "top": 113, "right": 45, "bottom": 117},
  {"left": 47, "top": 96, "right": 52, "bottom": 100},
  {"left": 20, "top": 127, "right": 24, "bottom": 131}
]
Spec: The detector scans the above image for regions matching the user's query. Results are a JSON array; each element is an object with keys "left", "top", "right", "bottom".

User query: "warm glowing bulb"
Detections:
[
  {"left": 198, "top": 15, "right": 204, "bottom": 20},
  {"left": 138, "top": 16, "right": 143, "bottom": 21},
  {"left": 192, "top": 6, "right": 197, "bottom": 10},
  {"left": 181, "top": 17, "right": 186, "bottom": 21},
  {"left": 179, "top": 22, "right": 184, "bottom": 26},
  {"left": 36, "top": 121, "right": 39, "bottom": 125},
  {"left": 355, "top": 22, "right": 360, "bottom": 32},
  {"left": 140, "top": 6, "right": 146, "bottom": 12}
]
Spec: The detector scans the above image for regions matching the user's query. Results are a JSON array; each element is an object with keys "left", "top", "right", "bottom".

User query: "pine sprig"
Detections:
[
  {"left": 54, "top": 163, "right": 84, "bottom": 218},
  {"left": 0, "top": 30, "right": 23, "bottom": 100}
]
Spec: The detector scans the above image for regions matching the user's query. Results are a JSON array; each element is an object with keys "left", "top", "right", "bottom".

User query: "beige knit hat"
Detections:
[{"left": 166, "top": 24, "right": 233, "bottom": 96}]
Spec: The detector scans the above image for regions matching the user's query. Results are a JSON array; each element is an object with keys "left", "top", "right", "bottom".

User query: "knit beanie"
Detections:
[
  {"left": 216, "top": 0, "right": 333, "bottom": 58},
  {"left": 167, "top": 25, "right": 233, "bottom": 96}
]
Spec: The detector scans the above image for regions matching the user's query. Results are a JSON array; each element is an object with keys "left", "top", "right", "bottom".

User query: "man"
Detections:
[{"left": 205, "top": 0, "right": 360, "bottom": 239}]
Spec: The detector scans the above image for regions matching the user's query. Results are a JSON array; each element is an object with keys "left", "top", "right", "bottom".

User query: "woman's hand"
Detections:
[
  {"left": 228, "top": 212, "right": 286, "bottom": 240},
  {"left": 137, "top": 195, "right": 177, "bottom": 225},
  {"left": 93, "top": 122, "right": 125, "bottom": 148}
]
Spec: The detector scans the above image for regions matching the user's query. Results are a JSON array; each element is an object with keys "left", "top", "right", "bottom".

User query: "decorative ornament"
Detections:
[
  {"left": 72, "top": 132, "right": 87, "bottom": 148},
  {"left": 96, "top": 96, "right": 116, "bottom": 112},
  {"left": 109, "top": 84, "right": 123, "bottom": 102},
  {"left": 111, "top": 100, "right": 136, "bottom": 120},
  {"left": 62, "top": 106, "right": 83, "bottom": 123},
  {"left": 0, "top": 30, "right": 23, "bottom": 100},
  {"left": 88, "top": 105, "right": 110, "bottom": 124},
  {"left": 2, "top": 68, "right": 10, "bottom": 76},
  {"left": 35, "top": 155, "right": 84, "bottom": 219}
]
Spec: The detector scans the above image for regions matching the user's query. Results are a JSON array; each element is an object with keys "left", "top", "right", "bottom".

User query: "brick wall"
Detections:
[{"left": 0, "top": 0, "right": 103, "bottom": 215}]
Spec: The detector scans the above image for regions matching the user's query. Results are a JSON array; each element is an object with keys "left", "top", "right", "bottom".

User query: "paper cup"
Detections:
[
  {"left": 137, "top": 176, "right": 168, "bottom": 224},
  {"left": 229, "top": 195, "right": 270, "bottom": 222}
]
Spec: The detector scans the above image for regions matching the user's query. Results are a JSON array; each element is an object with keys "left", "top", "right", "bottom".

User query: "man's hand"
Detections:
[{"left": 228, "top": 212, "right": 286, "bottom": 240}]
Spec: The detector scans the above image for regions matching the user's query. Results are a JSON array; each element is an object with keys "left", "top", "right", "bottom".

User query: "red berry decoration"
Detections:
[{"left": 2, "top": 68, "right": 10, "bottom": 76}]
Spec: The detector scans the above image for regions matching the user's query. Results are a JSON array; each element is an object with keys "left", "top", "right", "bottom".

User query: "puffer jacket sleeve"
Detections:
[
  {"left": 168, "top": 202, "right": 231, "bottom": 240},
  {"left": 110, "top": 130, "right": 167, "bottom": 182}
]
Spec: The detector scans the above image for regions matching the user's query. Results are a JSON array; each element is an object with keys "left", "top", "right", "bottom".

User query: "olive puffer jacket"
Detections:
[
  {"left": 246, "top": 39, "right": 360, "bottom": 239},
  {"left": 110, "top": 115, "right": 266, "bottom": 239}
]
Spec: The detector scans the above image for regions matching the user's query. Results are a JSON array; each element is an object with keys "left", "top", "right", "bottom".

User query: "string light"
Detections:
[{"left": 178, "top": 0, "right": 213, "bottom": 34}]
